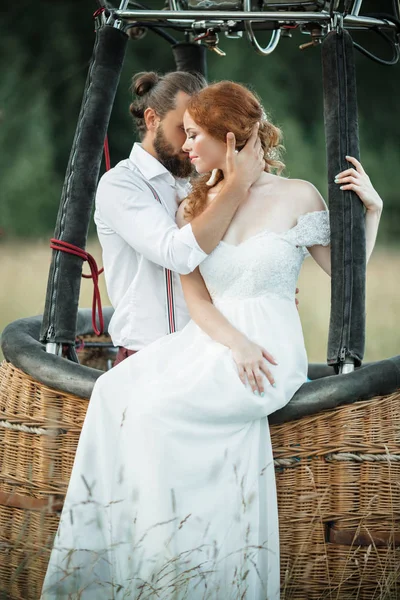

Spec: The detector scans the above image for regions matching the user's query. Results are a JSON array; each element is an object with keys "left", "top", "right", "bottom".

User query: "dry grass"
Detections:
[{"left": 0, "top": 240, "right": 399, "bottom": 362}]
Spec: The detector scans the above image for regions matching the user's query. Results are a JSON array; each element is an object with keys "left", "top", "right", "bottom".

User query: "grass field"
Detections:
[{"left": 0, "top": 239, "right": 399, "bottom": 364}]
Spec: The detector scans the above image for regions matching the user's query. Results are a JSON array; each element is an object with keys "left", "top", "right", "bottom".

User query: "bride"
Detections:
[{"left": 41, "top": 81, "right": 383, "bottom": 599}]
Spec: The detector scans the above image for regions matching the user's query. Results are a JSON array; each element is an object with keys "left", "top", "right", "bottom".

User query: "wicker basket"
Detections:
[
  {"left": 0, "top": 361, "right": 88, "bottom": 599},
  {"left": 0, "top": 360, "right": 399, "bottom": 599},
  {"left": 273, "top": 394, "right": 400, "bottom": 599}
]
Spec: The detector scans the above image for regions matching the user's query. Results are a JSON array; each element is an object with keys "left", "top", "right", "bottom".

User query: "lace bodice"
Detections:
[{"left": 199, "top": 210, "right": 330, "bottom": 303}]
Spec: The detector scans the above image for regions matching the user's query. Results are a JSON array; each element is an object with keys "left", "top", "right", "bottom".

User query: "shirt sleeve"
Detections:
[{"left": 95, "top": 169, "right": 208, "bottom": 275}]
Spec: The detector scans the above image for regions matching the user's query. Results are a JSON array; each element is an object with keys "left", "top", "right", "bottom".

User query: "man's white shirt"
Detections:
[{"left": 94, "top": 143, "right": 208, "bottom": 350}]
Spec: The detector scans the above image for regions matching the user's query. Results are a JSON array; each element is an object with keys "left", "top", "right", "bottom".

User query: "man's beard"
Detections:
[{"left": 154, "top": 126, "right": 193, "bottom": 179}]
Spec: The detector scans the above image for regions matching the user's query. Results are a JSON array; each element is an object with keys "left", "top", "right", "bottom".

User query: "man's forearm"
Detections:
[{"left": 190, "top": 177, "right": 250, "bottom": 254}]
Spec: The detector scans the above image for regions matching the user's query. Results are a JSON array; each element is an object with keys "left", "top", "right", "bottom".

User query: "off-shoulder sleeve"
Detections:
[
  {"left": 282, "top": 210, "right": 330, "bottom": 258},
  {"left": 294, "top": 210, "right": 330, "bottom": 248}
]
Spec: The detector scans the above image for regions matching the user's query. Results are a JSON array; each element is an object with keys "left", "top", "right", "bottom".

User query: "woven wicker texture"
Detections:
[
  {"left": 273, "top": 393, "right": 400, "bottom": 598},
  {"left": 0, "top": 359, "right": 399, "bottom": 599}
]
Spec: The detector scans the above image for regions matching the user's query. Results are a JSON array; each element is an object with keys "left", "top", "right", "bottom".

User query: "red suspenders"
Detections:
[{"left": 142, "top": 180, "right": 177, "bottom": 335}]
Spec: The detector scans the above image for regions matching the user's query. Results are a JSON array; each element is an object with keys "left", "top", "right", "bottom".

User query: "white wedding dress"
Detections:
[{"left": 41, "top": 210, "right": 330, "bottom": 600}]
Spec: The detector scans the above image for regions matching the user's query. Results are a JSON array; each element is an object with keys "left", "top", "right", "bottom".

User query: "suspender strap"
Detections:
[{"left": 142, "top": 180, "right": 177, "bottom": 335}]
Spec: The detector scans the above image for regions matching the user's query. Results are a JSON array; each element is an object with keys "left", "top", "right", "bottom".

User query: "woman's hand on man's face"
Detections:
[{"left": 334, "top": 156, "right": 383, "bottom": 214}]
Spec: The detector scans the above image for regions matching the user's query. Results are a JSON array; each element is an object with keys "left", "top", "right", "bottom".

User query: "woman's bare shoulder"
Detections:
[
  {"left": 256, "top": 173, "right": 327, "bottom": 211},
  {"left": 282, "top": 178, "right": 328, "bottom": 214}
]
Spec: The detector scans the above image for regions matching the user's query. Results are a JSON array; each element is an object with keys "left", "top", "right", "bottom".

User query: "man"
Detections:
[{"left": 94, "top": 70, "right": 266, "bottom": 365}]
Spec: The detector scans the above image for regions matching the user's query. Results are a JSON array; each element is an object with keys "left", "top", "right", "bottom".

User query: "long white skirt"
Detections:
[{"left": 41, "top": 297, "right": 307, "bottom": 599}]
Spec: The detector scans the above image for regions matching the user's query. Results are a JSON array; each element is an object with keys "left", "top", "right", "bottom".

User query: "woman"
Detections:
[{"left": 41, "top": 82, "right": 383, "bottom": 600}]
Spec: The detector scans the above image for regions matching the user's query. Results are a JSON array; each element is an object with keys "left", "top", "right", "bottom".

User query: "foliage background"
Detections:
[{"left": 0, "top": 0, "right": 399, "bottom": 240}]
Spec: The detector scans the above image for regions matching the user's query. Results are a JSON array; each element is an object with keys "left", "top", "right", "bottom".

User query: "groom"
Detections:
[{"left": 94, "top": 70, "right": 266, "bottom": 365}]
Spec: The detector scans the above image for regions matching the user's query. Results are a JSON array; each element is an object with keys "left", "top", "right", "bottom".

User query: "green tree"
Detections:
[
  {"left": 0, "top": 36, "right": 60, "bottom": 236},
  {"left": 1, "top": 0, "right": 399, "bottom": 240}
]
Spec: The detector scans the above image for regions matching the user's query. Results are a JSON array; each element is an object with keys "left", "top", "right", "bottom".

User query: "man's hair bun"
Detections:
[
  {"left": 132, "top": 72, "right": 160, "bottom": 97},
  {"left": 129, "top": 70, "right": 206, "bottom": 140},
  {"left": 129, "top": 104, "right": 144, "bottom": 119}
]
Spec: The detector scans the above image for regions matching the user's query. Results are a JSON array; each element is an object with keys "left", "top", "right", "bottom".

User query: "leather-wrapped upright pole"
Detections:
[
  {"left": 40, "top": 25, "right": 128, "bottom": 349},
  {"left": 321, "top": 28, "right": 366, "bottom": 372},
  {"left": 172, "top": 42, "right": 208, "bottom": 79}
]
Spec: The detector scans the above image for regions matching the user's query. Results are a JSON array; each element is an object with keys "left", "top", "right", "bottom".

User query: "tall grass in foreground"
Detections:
[{"left": 0, "top": 240, "right": 399, "bottom": 362}]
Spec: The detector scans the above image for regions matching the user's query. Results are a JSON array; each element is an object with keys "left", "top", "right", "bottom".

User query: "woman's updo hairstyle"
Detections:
[
  {"left": 184, "top": 81, "right": 285, "bottom": 221},
  {"left": 130, "top": 71, "right": 207, "bottom": 140}
]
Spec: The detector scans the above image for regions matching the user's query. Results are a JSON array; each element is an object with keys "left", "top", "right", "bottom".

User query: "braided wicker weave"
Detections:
[
  {"left": 0, "top": 359, "right": 399, "bottom": 599},
  {"left": 272, "top": 393, "right": 400, "bottom": 599}
]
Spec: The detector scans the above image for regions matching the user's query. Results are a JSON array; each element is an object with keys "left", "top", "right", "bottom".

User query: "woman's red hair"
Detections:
[{"left": 184, "top": 81, "right": 285, "bottom": 221}]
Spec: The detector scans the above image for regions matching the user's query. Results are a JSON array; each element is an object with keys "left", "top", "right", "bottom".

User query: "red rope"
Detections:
[
  {"left": 50, "top": 239, "right": 104, "bottom": 336},
  {"left": 49, "top": 135, "right": 111, "bottom": 338}
]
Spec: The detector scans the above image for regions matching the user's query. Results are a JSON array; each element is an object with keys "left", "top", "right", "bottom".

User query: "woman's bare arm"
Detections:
[
  {"left": 188, "top": 125, "right": 265, "bottom": 254},
  {"left": 300, "top": 157, "right": 383, "bottom": 276}
]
